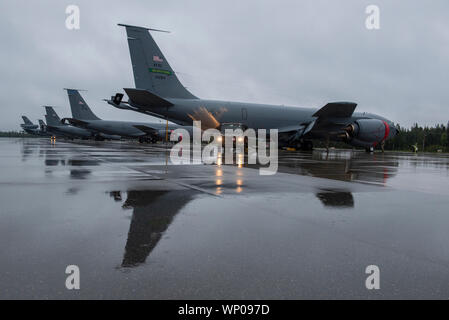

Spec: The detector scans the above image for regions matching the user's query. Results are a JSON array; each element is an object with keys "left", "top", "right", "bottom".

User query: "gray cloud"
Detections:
[{"left": 1, "top": 0, "right": 448, "bottom": 130}]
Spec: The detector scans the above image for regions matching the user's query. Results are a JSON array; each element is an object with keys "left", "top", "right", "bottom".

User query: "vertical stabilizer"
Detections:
[
  {"left": 65, "top": 89, "right": 101, "bottom": 120},
  {"left": 44, "top": 106, "right": 62, "bottom": 126},
  {"left": 119, "top": 24, "right": 197, "bottom": 99},
  {"left": 22, "top": 116, "right": 33, "bottom": 125}
]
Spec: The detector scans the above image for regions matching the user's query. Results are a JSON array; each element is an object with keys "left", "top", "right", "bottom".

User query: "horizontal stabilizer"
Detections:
[
  {"left": 117, "top": 23, "right": 170, "bottom": 33},
  {"left": 61, "top": 118, "right": 89, "bottom": 128},
  {"left": 124, "top": 88, "right": 174, "bottom": 108},
  {"left": 313, "top": 102, "right": 357, "bottom": 118}
]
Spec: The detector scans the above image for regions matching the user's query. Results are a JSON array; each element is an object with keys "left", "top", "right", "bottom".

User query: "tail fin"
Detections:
[
  {"left": 44, "top": 106, "right": 62, "bottom": 126},
  {"left": 22, "top": 116, "right": 33, "bottom": 125},
  {"left": 119, "top": 24, "right": 197, "bottom": 99},
  {"left": 65, "top": 89, "right": 100, "bottom": 120},
  {"left": 38, "top": 119, "right": 46, "bottom": 130}
]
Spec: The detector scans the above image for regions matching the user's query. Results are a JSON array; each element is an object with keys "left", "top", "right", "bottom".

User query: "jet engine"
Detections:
[{"left": 342, "top": 119, "right": 390, "bottom": 148}]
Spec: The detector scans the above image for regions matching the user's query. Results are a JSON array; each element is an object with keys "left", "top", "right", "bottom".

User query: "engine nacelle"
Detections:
[{"left": 344, "top": 119, "right": 390, "bottom": 147}]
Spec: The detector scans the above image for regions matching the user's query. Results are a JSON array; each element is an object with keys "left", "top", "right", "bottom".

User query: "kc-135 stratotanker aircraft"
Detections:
[
  {"left": 20, "top": 117, "right": 53, "bottom": 137},
  {"left": 44, "top": 106, "right": 95, "bottom": 139},
  {"left": 20, "top": 116, "right": 43, "bottom": 136},
  {"left": 106, "top": 24, "right": 398, "bottom": 152},
  {"left": 62, "top": 89, "right": 189, "bottom": 143}
]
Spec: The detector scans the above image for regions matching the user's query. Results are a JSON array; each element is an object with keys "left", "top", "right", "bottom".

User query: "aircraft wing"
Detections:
[
  {"left": 304, "top": 102, "right": 357, "bottom": 135},
  {"left": 133, "top": 125, "right": 159, "bottom": 136},
  {"left": 312, "top": 102, "right": 357, "bottom": 118},
  {"left": 281, "top": 102, "right": 357, "bottom": 142},
  {"left": 278, "top": 124, "right": 306, "bottom": 134},
  {"left": 278, "top": 102, "right": 356, "bottom": 135},
  {"left": 277, "top": 124, "right": 308, "bottom": 144}
]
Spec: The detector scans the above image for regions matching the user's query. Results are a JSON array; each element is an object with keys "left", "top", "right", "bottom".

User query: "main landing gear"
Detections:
[{"left": 138, "top": 137, "right": 156, "bottom": 143}]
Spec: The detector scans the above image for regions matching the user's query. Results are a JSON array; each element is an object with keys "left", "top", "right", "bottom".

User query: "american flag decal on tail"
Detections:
[{"left": 153, "top": 55, "right": 163, "bottom": 62}]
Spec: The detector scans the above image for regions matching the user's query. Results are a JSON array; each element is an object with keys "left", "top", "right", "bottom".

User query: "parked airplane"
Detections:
[
  {"left": 20, "top": 116, "right": 40, "bottom": 135},
  {"left": 20, "top": 116, "right": 50, "bottom": 136},
  {"left": 45, "top": 106, "right": 121, "bottom": 141},
  {"left": 62, "top": 89, "right": 187, "bottom": 143},
  {"left": 108, "top": 24, "right": 398, "bottom": 151},
  {"left": 38, "top": 119, "right": 47, "bottom": 133},
  {"left": 44, "top": 106, "right": 93, "bottom": 140}
]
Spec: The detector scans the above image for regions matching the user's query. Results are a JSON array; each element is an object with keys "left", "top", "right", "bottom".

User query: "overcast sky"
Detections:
[{"left": 0, "top": 0, "right": 448, "bottom": 131}]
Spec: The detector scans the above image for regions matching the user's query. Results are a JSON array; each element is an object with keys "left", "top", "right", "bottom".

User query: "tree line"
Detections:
[
  {"left": 0, "top": 131, "right": 35, "bottom": 137},
  {"left": 384, "top": 123, "right": 449, "bottom": 152}
]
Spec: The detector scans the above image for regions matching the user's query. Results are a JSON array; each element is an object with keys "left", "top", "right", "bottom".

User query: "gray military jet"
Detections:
[
  {"left": 62, "top": 89, "right": 187, "bottom": 143},
  {"left": 20, "top": 116, "right": 50, "bottom": 136},
  {"left": 20, "top": 116, "right": 40, "bottom": 135},
  {"left": 44, "top": 106, "right": 93, "bottom": 140},
  {"left": 45, "top": 105, "right": 120, "bottom": 141},
  {"left": 108, "top": 24, "right": 398, "bottom": 152},
  {"left": 38, "top": 119, "right": 47, "bottom": 133}
]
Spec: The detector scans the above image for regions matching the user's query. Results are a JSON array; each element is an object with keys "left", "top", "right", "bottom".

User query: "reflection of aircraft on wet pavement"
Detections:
[
  {"left": 20, "top": 139, "right": 41, "bottom": 161},
  {"left": 315, "top": 189, "right": 354, "bottom": 208},
  {"left": 106, "top": 24, "right": 399, "bottom": 152},
  {"left": 41, "top": 145, "right": 100, "bottom": 180},
  {"left": 277, "top": 150, "right": 398, "bottom": 185},
  {"left": 276, "top": 150, "right": 399, "bottom": 208},
  {"left": 112, "top": 189, "right": 197, "bottom": 268},
  {"left": 61, "top": 89, "right": 187, "bottom": 143}
]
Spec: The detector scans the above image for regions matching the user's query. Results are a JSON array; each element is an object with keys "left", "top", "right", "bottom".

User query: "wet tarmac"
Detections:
[{"left": 1, "top": 137, "right": 449, "bottom": 299}]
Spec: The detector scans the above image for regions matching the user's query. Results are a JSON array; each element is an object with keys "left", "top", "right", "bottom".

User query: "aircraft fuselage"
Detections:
[
  {"left": 142, "top": 98, "right": 394, "bottom": 134},
  {"left": 80, "top": 120, "right": 184, "bottom": 139}
]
